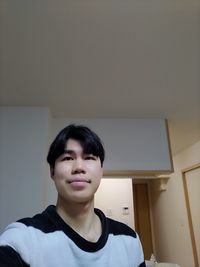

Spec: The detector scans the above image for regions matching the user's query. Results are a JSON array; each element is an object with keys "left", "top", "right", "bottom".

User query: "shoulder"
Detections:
[
  {"left": 0, "top": 206, "right": 56, "bottom": 265},
  {"left": 0, "top": 206, "right": 56, "bottom": 246},
  {"left": 107, "top": 217, "right": 137, "bottom": 238},
  {"left": 0, "top": 221, "right": 28, "bottom": 243},
  {"left": 0, "top": 221, "right": 31, "bottom": 264},
  {"left": 95, "top": 208, "right": 137, "bottom": 238},
  {"left": 17, "top": 206, "right": 56, "bottom": 233},
  {"left": 95, "top": 209, "right": 145, "bottom": 265},
  {"left": 105, "top": 217, "right": 145, "bottom": 265}
]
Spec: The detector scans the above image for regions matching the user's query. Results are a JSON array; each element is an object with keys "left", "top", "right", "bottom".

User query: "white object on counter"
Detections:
[{"left": 145, "top": 260, "right": 156, "bottom": 267}]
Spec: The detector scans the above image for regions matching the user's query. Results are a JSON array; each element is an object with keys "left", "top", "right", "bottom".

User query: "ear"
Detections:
[
  {"left": 50, "top": 167, "right": 54, "bottom": 179},
  {"left": 100, "top": 166, "right": 103, "bottom": 177}
]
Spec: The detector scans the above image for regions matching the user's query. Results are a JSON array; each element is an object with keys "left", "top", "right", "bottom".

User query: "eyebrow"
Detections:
[
  {"left": 63, "top": 149, "right": 95, "bottom": 156},
  {"left": 63, "top": 149, "right": 76, "bottom": 155}
]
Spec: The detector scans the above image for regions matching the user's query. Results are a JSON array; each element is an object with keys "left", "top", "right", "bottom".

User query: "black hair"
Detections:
[{"left": 47, "top": 124, "right": 105, "bottom": 168}]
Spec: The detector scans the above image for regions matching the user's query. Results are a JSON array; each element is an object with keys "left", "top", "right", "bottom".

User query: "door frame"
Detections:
[
  {"left": 132, "top": 180, "right": 154, "bottom": 259},
  {"left": 182, "top": 163, "right": 200, "bottom": 267}
]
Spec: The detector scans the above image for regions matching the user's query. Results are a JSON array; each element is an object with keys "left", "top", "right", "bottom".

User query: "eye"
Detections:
[
  {"left": 61, "top": 156, "right": 73, "bottom": 161},
  {"left": 84, "top": 155, "right": 97, "bottom": 160}
]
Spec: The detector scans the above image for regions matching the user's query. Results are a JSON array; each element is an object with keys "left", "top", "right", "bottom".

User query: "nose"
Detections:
[{"left": 72, "top": 159, "right": 86, "bottom": 174}]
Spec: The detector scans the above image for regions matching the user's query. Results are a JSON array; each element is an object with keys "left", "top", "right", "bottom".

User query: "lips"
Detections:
[{"left": 67, "top": 178, "right": 91, "bottom": 184}]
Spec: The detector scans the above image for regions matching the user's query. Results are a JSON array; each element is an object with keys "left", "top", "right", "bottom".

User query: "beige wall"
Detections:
[
  {"left": 149, "top": 140, "right": 200, "bottom": 267},
  {"left": 95, "top": 178, "right": 135, "bottom": 229},
  {"left": 186, "top": 167, "right": 200, "bottom": 264}
]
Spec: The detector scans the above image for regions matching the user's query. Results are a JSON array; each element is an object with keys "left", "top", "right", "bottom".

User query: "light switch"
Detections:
[{"left": 122, "top": 207, "right": 129, "bottom": 215}]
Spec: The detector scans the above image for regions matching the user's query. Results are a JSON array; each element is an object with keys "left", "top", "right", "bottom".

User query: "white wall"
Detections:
[
  {"left": 149, "top": 140, "right": 200, "bottom": 267},
  {"left": 95, "top": 178, "right": 135, "bottom": 229},
  {"left": 0, "top": 107, "right": 50, "bottom": 230}
]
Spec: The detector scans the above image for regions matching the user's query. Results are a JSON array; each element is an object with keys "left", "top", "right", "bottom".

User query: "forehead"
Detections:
[{"left": 65, "top": 139, "right": 83, "bottom": 152}]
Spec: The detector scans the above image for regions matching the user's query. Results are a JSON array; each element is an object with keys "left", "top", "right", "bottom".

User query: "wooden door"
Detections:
[{"left": 133, "top": 183, "right": 153, "bottom": 260}]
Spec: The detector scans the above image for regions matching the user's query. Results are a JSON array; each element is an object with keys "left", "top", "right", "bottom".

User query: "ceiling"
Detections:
[{"left": 0, "top": 0, "right": 200, "bottom": 155}]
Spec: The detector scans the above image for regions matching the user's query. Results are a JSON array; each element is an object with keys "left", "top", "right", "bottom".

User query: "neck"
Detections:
[
  {"left": 56, "top": 197, "right": 94, "bottom": 222},
  {"left": 56, "top": 197, "right": 102, "bottom": 242}
]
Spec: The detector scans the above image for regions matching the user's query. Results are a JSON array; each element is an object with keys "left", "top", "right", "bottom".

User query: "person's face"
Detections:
[{"left": 52, "top": 138, "right": 103, "bottom": 204}]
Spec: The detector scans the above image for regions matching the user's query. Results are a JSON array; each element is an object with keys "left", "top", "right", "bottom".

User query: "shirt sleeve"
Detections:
[
  {"left": 0, "top": 245, "right": 29, "bottom": 267},
  {"left": 0, "top": 223, "right": 30, "bottom": 266}
]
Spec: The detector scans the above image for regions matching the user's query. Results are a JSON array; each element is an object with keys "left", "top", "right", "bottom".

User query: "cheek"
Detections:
[
  {"left": 53, "top": 172, "right": 67, "bottom": 192},
  {"left": 53, "top": 165, "right": 70, "bottom": 181},
  {"left": 93, "top": 174, "right": 102, "bottom": 194},
  {"left": 91, "top": 166, "right": 103, "bottom": 180}
]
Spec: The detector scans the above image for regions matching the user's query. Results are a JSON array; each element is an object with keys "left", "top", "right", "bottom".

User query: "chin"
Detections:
[{"left": 71, "top": 194, "right": 94, "bottom": 204}]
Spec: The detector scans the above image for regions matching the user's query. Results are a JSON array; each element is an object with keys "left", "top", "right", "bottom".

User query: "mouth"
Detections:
[{"left": 67, "top": 178, "right": 91, "bottom": 184}]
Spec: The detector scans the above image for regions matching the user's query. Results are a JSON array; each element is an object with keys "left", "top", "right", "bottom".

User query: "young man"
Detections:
[{"left": 0, "top": 124, "right": 146, "bottom": 267}]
